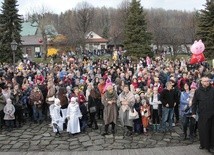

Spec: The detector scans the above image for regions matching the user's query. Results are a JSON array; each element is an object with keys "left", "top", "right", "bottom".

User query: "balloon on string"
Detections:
[{"left": 189, "top": 40, "right": 205, "bottom": 64}]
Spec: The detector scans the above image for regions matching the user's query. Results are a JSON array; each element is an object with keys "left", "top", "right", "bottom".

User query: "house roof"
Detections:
[
  {"left": 21, "top": 22, "right": 38, "bottom": 36},
  {"left": 85, "top": 31, "right": 108, "bottom": 43},
  {"left": 86, "top": 38, "right": 108, "bottom": 43},
  {"left": 21, "top": 35, "right": 43, "bottom": 46},
  {"left": 21, "top": 22, "right": 58, "bottom": 37}
]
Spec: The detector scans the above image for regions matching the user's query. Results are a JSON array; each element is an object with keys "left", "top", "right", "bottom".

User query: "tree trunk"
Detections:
[{"left": 43, "top": 34, "right": 47, "bottom": 61}]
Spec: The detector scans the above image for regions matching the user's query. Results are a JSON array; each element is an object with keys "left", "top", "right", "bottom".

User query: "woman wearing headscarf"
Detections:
[{"left": 101, "top": 83, "right": 118, "bottom": 136}]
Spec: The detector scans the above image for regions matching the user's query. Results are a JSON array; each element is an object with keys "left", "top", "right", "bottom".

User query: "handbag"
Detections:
[
  {"left": 129, "top": 108, "right": 139, "bottom": 120},
  {"left": 89, "top": 106, "right": 96, "bottom": 113}
]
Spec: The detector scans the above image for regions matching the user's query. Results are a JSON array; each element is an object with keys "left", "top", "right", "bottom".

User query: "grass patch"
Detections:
[
  {"left": 32, "top": 57, "right": 62, "bottom": 64},
  {"left": 32, "top": 58, "right": 51, "bottom": 64}
]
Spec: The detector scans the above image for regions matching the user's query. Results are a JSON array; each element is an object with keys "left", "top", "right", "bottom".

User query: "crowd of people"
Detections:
[{"left": 0, "top": 53, "right": 213, "bottom": 152}]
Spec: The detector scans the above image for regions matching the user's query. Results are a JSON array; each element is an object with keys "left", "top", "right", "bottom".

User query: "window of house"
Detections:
[
  {"left": 26, "top": 47, "right": 31, "bottom": 55},
  {"left": 101, "top": 45, "right": 105, "bottom": 49},
  {"left": 35, "top": 47, "right": 41, "bottom": 58}
]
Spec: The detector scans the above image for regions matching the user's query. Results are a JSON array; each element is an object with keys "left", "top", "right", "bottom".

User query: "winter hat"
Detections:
[
  {"left": 6, "top": 98, "right": 12, "bottom": 104},
  {"left": 66, "top": 86, "right": 71, "bottom": 92},
  {"left": 138, "top": 77, "right": 142, "bottom": 81},
  {"left": 138, "top": 90, "right": 144, "bottom": 95},
  {"left": 37, "top": 70, "right": 41, "bottom": 75},
  {"left": 80, "top": 79, "right": 85, "bottom": 84},
  {"left": 132, "top": 75, "right": 137, "bottom": 80},
  {"left": 190, "top": 82, "right": 197, "bottom": 89},
  {"left": 134, "top": 94, "right": 140, "bottom": 100},
  {"left": 135, "top": 88, "right": 141, "bottom": 93},
  {"left": 37, "top": 76, "right": 43, "bottom": 81},
  {"left": 103, "top": 80, "right": 113, "bottom": 92}
]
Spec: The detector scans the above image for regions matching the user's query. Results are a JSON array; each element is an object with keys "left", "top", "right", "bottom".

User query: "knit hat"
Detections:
[
  {"left": 138, "top": 90, "right": 144, "bottom": 95},
  {"left": 138, "top": 77, "right": 142, "bottom": 81},
  {"left": 134, "top": 94, "right": 140, "bottom": 100},
  {"left": 190, "top": 82, "right": 197, "bottom": 89},
  {"left": 103, "top": 80, "right": 113, "bottom": 92},
  {"left": 37, "top": 70, "right": 41, "bottom": 75},
  {"left": 80, "top": 79, "right": 85, "bottom": 84},
  {"left": 6, "top": 98, "right": 12, "bottom": 104}
]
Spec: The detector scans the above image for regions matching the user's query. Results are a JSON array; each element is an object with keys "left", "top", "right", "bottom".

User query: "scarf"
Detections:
[{"left": 106, "top": 90, "right": 115, "bottom": 99}]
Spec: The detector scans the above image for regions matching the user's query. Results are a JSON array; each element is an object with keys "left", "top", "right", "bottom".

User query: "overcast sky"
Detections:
[{"left": 0, "top": 0, "right": 206, "bottom": 15}]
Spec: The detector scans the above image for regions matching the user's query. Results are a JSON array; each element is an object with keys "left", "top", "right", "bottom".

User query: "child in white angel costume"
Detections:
[
  {"left": 50, "top": 98, "right": 64, "bottom": 135},
  {"left": 67, "top": 97, "right": 82, "bottom": 135}
]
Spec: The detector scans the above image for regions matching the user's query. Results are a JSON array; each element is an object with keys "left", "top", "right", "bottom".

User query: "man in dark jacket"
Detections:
[
  {"left": 192, "top": 76, "right": 214, "bottom": 153},
  {"left": 160, "top": 81, "right": 177, "bottom": 132}
]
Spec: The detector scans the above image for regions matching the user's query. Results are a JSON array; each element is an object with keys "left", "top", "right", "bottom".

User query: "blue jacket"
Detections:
[{"left": 180, "top": 91, "right": 191, "bottom": 117}]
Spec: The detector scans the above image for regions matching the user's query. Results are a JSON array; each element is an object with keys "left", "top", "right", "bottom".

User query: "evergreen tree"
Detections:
[
  {"left": 124, "top": 0, "right": 152, "bottom": 58},
  {"left": 102, "top": 26, "right": 109, "bottom": 39},
  {"left": 196, "top": 0, "right": 214, "bottom": 58},
  {"left": 0, "top": 0, "right": 23, "bottom": 63}
]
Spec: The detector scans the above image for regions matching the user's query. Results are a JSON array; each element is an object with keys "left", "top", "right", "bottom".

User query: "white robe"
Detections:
[
  {"left": 66, "top": 103, "right": 82, "bottom": 134},
  {"left": 51, "top": 105, "right": 64, "bottom": 132}
]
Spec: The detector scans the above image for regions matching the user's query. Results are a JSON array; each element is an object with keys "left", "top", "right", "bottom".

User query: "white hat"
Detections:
[
  {"left": 134, "top": 94, "right": 140, "bottom": 99},
  {"left": 6, "top": 98, "right": 12, "bottom": 104}
]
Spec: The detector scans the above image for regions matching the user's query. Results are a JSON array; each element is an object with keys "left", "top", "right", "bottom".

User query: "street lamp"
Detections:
[{"left": 11, "top": 40, "right": 18, "bottom": 71}]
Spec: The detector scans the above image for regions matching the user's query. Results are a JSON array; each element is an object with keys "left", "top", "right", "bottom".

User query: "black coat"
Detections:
[
  {"left": 192, "top": 85, "right": 214, "bottom": 118},
  {"left": 88, "top": 95, "right": 98, "bottom": 113},
  {"left": 160, "top": 89, "right": 177, "bottom": 108},
  {"left": 192, "top": 85, "right": 214, "bottom": 150}
]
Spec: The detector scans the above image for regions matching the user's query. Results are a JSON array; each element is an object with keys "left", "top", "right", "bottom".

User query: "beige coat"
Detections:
[
  {"left": 46, "top": 84, "right": 56, "bottom": 104},
  {"left": 102, "top": 90, "right": 118, "bottom": 125},
  {"left": 118, "top": 91, "right": 135, "bottom": 127}
]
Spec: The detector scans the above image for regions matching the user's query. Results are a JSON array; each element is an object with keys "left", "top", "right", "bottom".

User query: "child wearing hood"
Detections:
[
  {"left": 4, "top": 98, "right": 15, "bottom": 131},
  {"left": 67, "top": 97, "right": 82, "bottom": 135},
  {"left": 140, "top": 99, "right": 151, "bottom": 135}
]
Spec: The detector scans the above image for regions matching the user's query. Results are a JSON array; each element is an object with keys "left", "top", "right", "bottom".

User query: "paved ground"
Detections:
[
  {"left": 0, "top": 119, "right": 206, "bottom": 154},
  {"left": 0, "top": 145, "right": 212, "bottom": 155}
]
